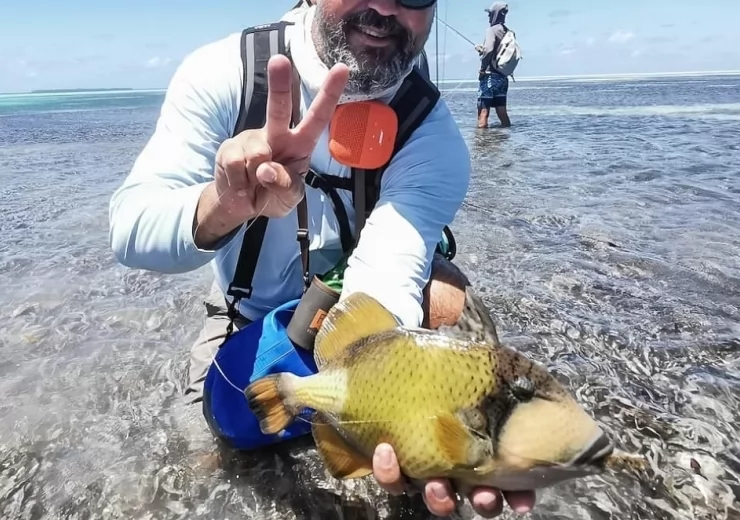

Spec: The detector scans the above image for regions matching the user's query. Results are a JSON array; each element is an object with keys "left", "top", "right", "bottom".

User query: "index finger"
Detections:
[
  {"left": 265, "top": 54, "right": 295, "bottom": 141},
  {"left": 293, "top": 63, "right": 349, "bottom": 151}
]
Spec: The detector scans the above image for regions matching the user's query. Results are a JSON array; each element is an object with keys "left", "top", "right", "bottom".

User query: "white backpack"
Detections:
[{"left": 495, "top": 29, "right": 522, "bottom": 76}]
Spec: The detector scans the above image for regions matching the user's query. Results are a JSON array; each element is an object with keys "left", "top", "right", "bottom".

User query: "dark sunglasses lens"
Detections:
[{"left": 400, "top": 0, "right": 437, "bottom": 9}]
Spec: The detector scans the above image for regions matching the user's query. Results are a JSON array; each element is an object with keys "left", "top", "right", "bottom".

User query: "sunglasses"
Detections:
[
  {"left": 399, "top": 0, "right": 437, "bottom": 9},
  {"left": 300, "top": 0, "right": 437, "bottom": 10}
]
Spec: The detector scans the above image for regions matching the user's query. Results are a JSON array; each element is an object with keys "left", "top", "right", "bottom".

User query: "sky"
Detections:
[{"left": 1, "top": 0, "right": 739, "bottom": 93}]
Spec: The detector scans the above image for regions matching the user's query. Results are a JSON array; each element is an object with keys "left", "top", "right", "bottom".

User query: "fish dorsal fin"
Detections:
[{"left": 314, "top": 292, "right": 398, "bottom": 368}]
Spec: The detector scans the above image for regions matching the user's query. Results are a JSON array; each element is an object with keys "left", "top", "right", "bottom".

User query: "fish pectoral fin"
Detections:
[
  {"left": 312, "top": 419, "right": 374, "bottom": 480},
  {"left": 314, "top": 292, "right": 399, "bottom": 368},
  {"left": 433, "top": 413, "right": 482, "bottom": 468}
]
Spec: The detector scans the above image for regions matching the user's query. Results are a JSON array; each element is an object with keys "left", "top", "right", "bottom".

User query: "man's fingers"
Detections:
[
  {"left": 293, "top": 62, "right": 349, "bottom": 150},
  {"left": 422, "top": 479, "right": 458, "bottom": 517},
  {"left": 243, "top": 134, "right": 272, "bottom": 184},
  {"left": 366, "top": 444, "right": 531, "bottom": 519},
  {"left": 216, "top": 138, "right": 250, "bottom": 197},
  {"left": 372, "top": 444, "right": 405, "bottom": 496},
  {"left": 503, "top": 489, "right": 537, "bottom": 514},
  {"left": 468, "top": 487, "right": 504, "bottom": 519},
  {"left": 265, "top": 54, "right": 295, "bottom": 141},
  {"left": 255, "top": 161, "right": 299, "bottom": 191},
  {"left": 255, "top": 161, "right": 304, "bottom": 211}
]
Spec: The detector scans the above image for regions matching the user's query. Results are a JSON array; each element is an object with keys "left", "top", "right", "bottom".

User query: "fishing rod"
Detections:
[
  {"left": 434, "top": 4, "right": 439, "bottom": 85},
  {"left": 437, "top": 17, "right": 477, "bottom": 49}
]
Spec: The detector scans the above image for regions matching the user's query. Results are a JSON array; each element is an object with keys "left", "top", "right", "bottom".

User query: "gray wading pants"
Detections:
[{"left": 184, "top": 281, "right": 251, "bottom": 405}]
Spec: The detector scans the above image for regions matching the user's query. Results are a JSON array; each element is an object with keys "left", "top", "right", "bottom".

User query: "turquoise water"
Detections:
[
  {"left": 0, "top": 89, "right": 165, "bottom": 113},
  {"left": 1, "top": 75, "right": 739, "bottom": 519}
]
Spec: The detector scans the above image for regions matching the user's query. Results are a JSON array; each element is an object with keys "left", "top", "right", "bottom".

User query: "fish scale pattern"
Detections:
[{"left": 329, "top": 332, "right": 497, "bottom": 478}]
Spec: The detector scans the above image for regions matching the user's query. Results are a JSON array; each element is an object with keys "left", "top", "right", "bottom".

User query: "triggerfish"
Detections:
[{"left": 245, "top": 292, "right": 643, "bottom": 492}]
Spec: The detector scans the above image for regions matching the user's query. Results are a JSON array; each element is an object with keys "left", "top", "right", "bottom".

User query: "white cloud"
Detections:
[
  {"left": 144, "top": 56, "right": 172, "bottom": 69},
  {"left": 608, "top": 30, "right": 636, "bottom": 44}
]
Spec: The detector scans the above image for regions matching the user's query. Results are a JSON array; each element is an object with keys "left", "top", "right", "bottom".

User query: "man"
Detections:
[
  {"left": 108, "top": 0, "right": 535, "bottom": 517},
  {"left": 475, "top": 2, "right": 512, "bottom": 128}
]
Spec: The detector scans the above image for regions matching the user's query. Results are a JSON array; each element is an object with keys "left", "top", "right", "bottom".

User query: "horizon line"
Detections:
[
  {"left": 2, "top": 69, "right": 739, "bottom": 96},
  {"left": 436, "top": 69, "right": 740, "bottom": 84}
]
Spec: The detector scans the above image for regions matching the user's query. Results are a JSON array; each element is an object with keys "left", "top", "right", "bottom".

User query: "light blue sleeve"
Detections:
[
  {"left": 340, "top": 99, "right": 471, "bottom": 327},
  {"left": 108, "top": 34, "right": 242, "bottom": 274}
]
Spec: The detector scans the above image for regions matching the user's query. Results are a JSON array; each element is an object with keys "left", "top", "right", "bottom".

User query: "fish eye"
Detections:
[{"left": 509, "top": 376, "right": 536, "bottom": 402}]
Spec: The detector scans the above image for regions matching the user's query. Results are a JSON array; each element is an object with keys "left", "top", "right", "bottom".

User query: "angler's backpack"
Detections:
[{"left": 495, "top": 28, "right": 522, "bottom": 76}]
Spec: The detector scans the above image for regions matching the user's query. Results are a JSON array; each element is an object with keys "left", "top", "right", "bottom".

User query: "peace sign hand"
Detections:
[{"left": 213, "top": 55, "right": 349, "bottom": 223}]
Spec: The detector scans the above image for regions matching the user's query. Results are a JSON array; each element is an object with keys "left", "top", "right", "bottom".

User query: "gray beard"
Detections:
[{"left": 313, "top": 8, "right": 418, "bottom": 96}]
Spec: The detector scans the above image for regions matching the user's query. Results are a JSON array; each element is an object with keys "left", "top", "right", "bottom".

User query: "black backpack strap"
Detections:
[
  {"left": 305, "top": 170, "right": 354, "bottom": 253},
  {"left": 233, "top": 22, "right": 292, "bottom": 134},
  {"left": 351, "top": 68, "right": 441, "bottom": 237},
  {"left": 225, "top": 21, "right": 292, "bottom": 333}
]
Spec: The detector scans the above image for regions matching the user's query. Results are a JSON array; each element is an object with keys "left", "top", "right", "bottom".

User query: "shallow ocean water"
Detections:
[{"left": 1, "top": 74, "right": 739, "bottom": 519}]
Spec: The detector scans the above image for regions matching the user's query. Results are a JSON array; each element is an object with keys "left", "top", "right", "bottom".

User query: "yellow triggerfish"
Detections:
[{"left": 246, "top": 292, "right": 642, "bottom": 493}]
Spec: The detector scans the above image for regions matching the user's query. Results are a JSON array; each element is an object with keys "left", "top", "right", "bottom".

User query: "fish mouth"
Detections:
[{"left": 568, "top": 432, "right": 615, "bottom": 469}]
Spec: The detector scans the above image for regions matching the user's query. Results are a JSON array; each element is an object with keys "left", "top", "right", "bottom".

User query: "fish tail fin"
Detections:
[{"left": 245, "top": 373, "right": 300, "bottom": 435}]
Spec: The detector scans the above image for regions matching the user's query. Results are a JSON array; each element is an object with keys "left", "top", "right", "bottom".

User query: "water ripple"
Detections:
[{"left": 1, "top": 75, "right": 739, "bottom": 519}]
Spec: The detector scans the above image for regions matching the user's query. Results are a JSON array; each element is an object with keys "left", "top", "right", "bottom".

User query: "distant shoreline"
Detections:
[
  {"left": 29, "top": 88, "right": 135, "bottom": 94},
  {"left": 0, "top": 88, "right": 164, "bottom": 97},
  {"left": 436, "top": 69, "right": 740, "bottom": 85},
  {"left": 2, "top": 69, "right": 739, "bottom": 96}
]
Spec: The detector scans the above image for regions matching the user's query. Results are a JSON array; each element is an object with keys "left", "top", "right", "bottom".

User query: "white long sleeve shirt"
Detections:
[{"left": 108, "top": 7, "right": 471, "bottom": 328}]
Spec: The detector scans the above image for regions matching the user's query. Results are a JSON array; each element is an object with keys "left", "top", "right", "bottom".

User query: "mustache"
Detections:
[{"left": 343, "top": 9, "right": 408, "bottom": 39}]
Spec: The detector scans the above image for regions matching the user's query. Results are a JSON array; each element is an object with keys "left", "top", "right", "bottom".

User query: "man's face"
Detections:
[{"left": 313, "top": 0, "right": 435, "bottom": 95}]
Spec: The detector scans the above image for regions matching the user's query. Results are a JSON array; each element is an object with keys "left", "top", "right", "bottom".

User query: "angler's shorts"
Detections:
[
  {"left": 185, "top": 282, "right": 251, "bottom": 405},
  {"left": 478, "top": 72, "right": 509, "bottom": 109}
]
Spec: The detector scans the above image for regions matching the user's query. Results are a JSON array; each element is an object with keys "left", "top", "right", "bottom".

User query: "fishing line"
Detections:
[
  {"left": 194, "top": 179, "right": 271, "bottom": 395},
  {"left": 211, "top": 352, "right": 248, "bottom": 394},
  {"left": 434, "top": 3, "right": 480, "bottom": 102},
  {"left": 440, "top": 78, "right": 471, "bottom": 101},
  {"left": 193, "top": 193, "right": 271, "bottom": 288}
]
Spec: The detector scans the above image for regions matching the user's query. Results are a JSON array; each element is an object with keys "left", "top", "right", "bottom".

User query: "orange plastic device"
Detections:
[{"left": 328, "top": 101, "right": 399, "bottom": 169}]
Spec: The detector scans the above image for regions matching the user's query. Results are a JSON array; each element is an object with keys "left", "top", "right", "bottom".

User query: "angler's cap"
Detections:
[{"left": 485, "top": 2, "right": 508, "bottom": 13}]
